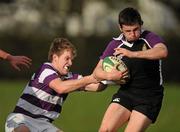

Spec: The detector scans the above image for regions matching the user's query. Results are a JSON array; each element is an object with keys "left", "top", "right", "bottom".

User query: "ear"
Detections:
[
  {"left": 52, "top": 54, "right": 58, "bottom": 61},
  {"left": 118, "top": 25, "right": 122, "bottom": 32}
]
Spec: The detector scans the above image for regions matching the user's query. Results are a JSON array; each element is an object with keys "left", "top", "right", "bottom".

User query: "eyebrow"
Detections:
[{"left": 124, "top": 27, "right": 139, "bottom": 32}]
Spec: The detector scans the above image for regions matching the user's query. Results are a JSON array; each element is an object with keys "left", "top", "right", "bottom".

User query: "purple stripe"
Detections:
[
  {"left": 21, "top": 94, "right": 62, "bottom": 113},
  {"left": 32, "top": 63, "right": 56, "bottom": 82},
  {"left": 13, "top": 106, "right": 54, "bottom": 123},
  {"left": 29, "top": 62, "right": 60, "bottom": 95},
  {"left": 44, "top": 73, "right": 59, "bottom": 85},
  {"left": 28, "top": 80, "right": 58, "bottom": 96}
]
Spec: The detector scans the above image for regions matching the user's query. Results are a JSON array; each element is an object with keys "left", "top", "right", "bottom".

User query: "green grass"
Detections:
[{"left": 0, "top": 80, "right": 180, "bottom": 132}]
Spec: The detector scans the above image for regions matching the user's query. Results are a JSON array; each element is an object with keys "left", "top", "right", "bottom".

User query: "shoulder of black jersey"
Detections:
[{"left": 141, "top": 30, "right": 151, "bottom": 38}]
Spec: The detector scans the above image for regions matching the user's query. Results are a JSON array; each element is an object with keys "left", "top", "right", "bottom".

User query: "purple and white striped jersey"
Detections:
[{"left": 13, "top": 62, "right": 81, "bottom": 122}]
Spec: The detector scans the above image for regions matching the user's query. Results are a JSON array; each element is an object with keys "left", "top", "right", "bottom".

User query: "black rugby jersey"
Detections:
[{"left": 100, "top": 30, "right": 165, "bottom": 89}]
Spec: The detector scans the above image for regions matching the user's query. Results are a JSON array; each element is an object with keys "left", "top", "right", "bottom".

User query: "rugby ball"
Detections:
[{"left": 102, "top": 56, "right": 129, "bottom": 84}]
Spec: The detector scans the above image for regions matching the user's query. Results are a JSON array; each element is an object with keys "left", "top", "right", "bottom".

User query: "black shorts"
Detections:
[{"left": 111, "top": 86, "right": 164, "bottom": 123}]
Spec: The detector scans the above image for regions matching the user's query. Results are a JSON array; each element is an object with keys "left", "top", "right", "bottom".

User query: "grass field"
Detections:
[{"left": 0, "top": 80, "right": 180, "bottom": 132}]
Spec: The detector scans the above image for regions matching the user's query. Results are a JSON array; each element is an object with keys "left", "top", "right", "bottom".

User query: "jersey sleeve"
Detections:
[
  {"left": 64, "top": 72, "right": 82, "bottom": 80},
  {"left": 100, "top": 40, "right": 120, "bottom": 59},
  {"left": 38, "top": 68, "right": 59, "bottom": 85},
  {"left": 144, "top": 31, "right": 165, "bottom": 48}
]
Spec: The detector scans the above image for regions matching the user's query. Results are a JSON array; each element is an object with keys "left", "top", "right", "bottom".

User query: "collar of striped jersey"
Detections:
[{"left": 44, "top": 62, "right": 71, "bottom": 80}]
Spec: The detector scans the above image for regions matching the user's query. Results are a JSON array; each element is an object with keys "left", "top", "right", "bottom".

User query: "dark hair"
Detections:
[
  {"left": 118, "top": 7, "right": 143, "bottom": 27},
  {"left": 48, "top": 38, "right": 77, "bottom": 62}
]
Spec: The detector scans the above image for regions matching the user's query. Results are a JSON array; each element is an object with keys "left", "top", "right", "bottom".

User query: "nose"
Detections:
[
  {"left": 69, "top": 59, "right": 72, "bottom": 66},
  {"left": 130, "top": 31, "right": 136, "bottom": 37}
]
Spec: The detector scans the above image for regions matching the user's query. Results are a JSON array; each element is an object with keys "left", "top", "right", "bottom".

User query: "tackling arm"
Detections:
[{"left": 49, "top": 74, "right": 98, "bottom": 94}]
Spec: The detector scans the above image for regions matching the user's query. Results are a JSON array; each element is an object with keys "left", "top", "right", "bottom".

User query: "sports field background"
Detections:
[{"left": 0, "top": 80, "right": 180, "bottom": 132}]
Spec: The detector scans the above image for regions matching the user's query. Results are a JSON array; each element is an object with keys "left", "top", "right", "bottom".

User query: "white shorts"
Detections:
[{"left": 5, "top": 113, "right": 63, "bottom": 132}]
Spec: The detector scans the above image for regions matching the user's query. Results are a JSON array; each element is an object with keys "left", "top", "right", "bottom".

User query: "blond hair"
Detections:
[{"left": 48, "top": 38, "right": 77, "bottom": 62}]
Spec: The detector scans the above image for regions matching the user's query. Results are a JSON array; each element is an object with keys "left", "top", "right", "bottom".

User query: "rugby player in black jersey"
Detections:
[{"left": 93, "top": 7, "right": 168, "bottom": 132}]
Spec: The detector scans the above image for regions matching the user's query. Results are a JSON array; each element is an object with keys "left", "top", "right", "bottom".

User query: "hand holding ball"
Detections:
[{"left": 102, "top": 56, "right": 130, "bottom": 84}]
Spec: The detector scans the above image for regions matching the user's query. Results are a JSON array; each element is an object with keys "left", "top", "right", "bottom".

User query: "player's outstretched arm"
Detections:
[
  {"left": 0, "top": 49, "right": 32, "bottom": 71},
  {"left": 49, "top": 74, "right": 99, "bottom": 94}
]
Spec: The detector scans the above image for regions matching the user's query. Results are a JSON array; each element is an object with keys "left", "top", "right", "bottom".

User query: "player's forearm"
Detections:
[
  {"left": 94, "top": 68, "right": 108, "bottom": 80},
  {"left": 51, "top": 75, "right": 97, "bottom": 94},
  {"left": 83, "top": 83, "right": 106, "bottom": 92},
  {"left": 132, "top": 44, "right": 168, "bottom": 60},
  {"left": 0, "top": 50, "right": 10, "bottom": 60}
]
